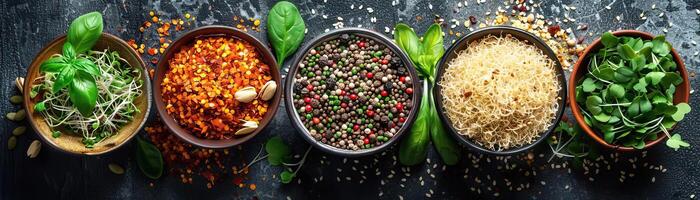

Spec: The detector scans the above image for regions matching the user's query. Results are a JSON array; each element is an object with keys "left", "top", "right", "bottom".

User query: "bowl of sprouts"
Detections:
[{"left": 23, "top": 12, "right": 151, "bottom": 155}]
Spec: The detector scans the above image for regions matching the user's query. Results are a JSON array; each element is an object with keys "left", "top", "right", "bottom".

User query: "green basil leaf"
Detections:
[
  {"left": 637, "top": 46, "right": 652, "bottom": 60},
  {"left": 63, "top": 42, "right": 76, "bottom": 58},
  {"left": 52, "top": 66, "right": 76, "bottom": 93},
  {"left": 421, "top": 23, "right": 444, "bottom": 74},
  {"left": 135, "top": 137, "right": 164, "bottom": 179},
  {"left": 73, "top": 58, "right": 101, "bottom": 76},
  {"left": 67, "top": 12, "right": 103, "bottom": 54},
  {"left": 601, "top": 32, "right": 619, "bottom": 48},
  {"left": 40, "top": 57, "right": 70, "bottom": 73},
  {"left": 267, "top": 1, "right": 305, "bottom": 64},
  {"left": 608, "top": 84, "right": 625, "bottom": 98},
  {"left": 394, "top": 24, "right": 422, "bottom": 66},
  {"left": 651, "top": 35, "right": 671, "bottom": 56},
  {"left": 428, "top": 91, "right": 460, "bottom": 166},
  {"left": 69, "top": 71, "right": 98, "bottom": 116},
  {"left": 399, "top": 81, "right": 430, "bottom": 166}
]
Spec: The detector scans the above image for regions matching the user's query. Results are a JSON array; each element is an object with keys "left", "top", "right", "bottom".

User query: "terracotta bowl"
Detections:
[
  {"left": 24, "top": 33, "right": 152, "bottom": 155},
  {"left": 569, "top": 30, "right": 691, "bottom": 151},
  {"left": 153, "top": 25, "right": 281, "bottom": 149},
  {"left": 433, "top": 26, "right": 567, "bottom": 155},
  {"left": 284, "top": 28, "right": 422, "bottom": 157}
]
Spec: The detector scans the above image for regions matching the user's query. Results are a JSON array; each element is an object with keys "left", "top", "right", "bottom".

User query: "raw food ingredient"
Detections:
[
  {"left": 395, "top": 23, "right": 461, "bottom": 165},
  {"left": 27, "top": 140, "right": 41, "bottom": 158},
  {"left": 161, "top": 37, "right": 273, "bottom": 140},
  {"left": 575, "top": 32, "right": 690, "bottom": 150},
  {"left": 292, "top": 33, "right": 414, "bottom": 151},
  {"left": 263, "top": 136, "right": 311, "bottom": 184},
  {"left": 7, "top": 136, "right": 17, "bottom": 150},
  {"left": 10, "top": 95, "right": 23, "bottom": 104},
  {"left": 135, "top": 137, "right": 163, "bottom": 179},
  {"left": 439, "top": 34, "right": 560, "bottom": 151},
  {"left": 12, "top": 126, "right": 26, "bottom": 136},
  {"left": 108, "top": 163, "right": 125, "bottom": 175},
  {"left": 267, "top": 1, "right": 306, "bottom": 64}
]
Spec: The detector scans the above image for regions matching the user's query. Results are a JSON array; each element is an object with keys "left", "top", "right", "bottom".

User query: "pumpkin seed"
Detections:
[
  {"left": 10, "top": 95, "right": 23, "bottom": 104},
  {"left": 6, "top": 112, "right": 16, "bottom": 121},
  {"left": 12, "top": 126, "right": 26, "bottom": 136},
  {"left": 7, "top": 136, "right": 17, "bottom": 150},
  {"left": 12, "top": 109, "right": 26, "bottom": 121},
  {"left": 235, "top": 86, "right": 257, "bottom": 103},
  {"left": 15, "top": 77, "right": 24, "bottom": 93},
  {"left": 26, "top": 140, "right": 41, "bottom": 158},
  {"left": 108, "top": 163, "right": 125, "bottom": 175},
  {"left": 259, "top": 80, "right": 277, "bottom": 101}
]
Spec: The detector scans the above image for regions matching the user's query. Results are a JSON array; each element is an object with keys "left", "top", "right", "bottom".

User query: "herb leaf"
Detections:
[
  {"left": 280, "top": 170, "right": 295, "bottom": 184},
  {"left": 40, "top": 57, "right": 70, "bottom": 73},
  {"left": 666, "top": 134, "right": 690, "bottom": 150},
  {"left": 394, "top": 24, "right": 424, "bottom": 73},
  {"left": 265, "top": 136, "right": 291, "bottom": 166},
  {"left": 601, "top": 32, "right": 619, "bottom": 48},
  {"left": 420, "top": 23, "right": 445, "bottom": 74},
  {"left": 135, "top": 137, "right": 164, "bottom": 179},
  {"left": 63, "top": 43, "right": 76, "bottom": 59},
  {"left": 73, "top": 58, "right": 101, "bottom": 76},
  {"left": 69, "top": 71, "right": 98, "bottom": 116},
  {"left": 67, "top": 12, "right": 103, "bottom": 54},
  {"left": 53, "top": 66, "right": 76, "bottom": 93},
  {"left": 671, "top": 103, "right": 691, "bottom": 121},
  {"left": 399, "top": 81, "right": 431, "bottom": 166},
  {"left": 428, "top": 88, "right": 461, "bottom": 165},
  {"left": 651, "top": 35, "right": 671, "bottom": 56},
  {"left": 267, "top": 1, "right": 305, "bottom": 64}
]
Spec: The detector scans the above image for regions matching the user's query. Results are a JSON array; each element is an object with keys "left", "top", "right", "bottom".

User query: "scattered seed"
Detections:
[
  {"left": 109, "top": 163, "right": 126, "bottom": 175},
  {"left": 10, "top": 95, "right": 23, "bottom": 104},
  {"left": 15, "top": 77, "right": 24, "bottom": 93},
  {"left": 27, "top": 140, "right": 41, "bottom": 158},
  {"left": 12, "top": 109, "right": 26, "bottom": 121},
  {"left": 12, "top": 126, "right": 26, "bottom": 136},
  {"left": 7, "top": 136, "right": 17, "bottom": 150},
  {"left": 6, "top": 112, "right": 16, "bottom": 121}
]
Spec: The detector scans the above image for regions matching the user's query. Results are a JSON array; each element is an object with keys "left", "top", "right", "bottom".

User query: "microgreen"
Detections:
[
  {"left": 252, "top": 136, "right": 312, "bottom": 184},
  {"left": 394, "top": 23, "right": 461, "bottom": 166},
  {"left": 547, "top": 121, "right": 596, "bottom": 167},
  {"left": 575, "top": 32, "right": 691, "bottom": 150}
]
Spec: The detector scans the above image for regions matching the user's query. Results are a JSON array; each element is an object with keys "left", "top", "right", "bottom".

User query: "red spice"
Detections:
[{"left": 547, "top": 25, "right": 561, "bottom": 36}]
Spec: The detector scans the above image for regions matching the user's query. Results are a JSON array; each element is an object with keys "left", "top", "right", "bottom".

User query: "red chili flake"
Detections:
[
  {"left": 147, "top": 47, "right": 157, "bottom": 55},
  {"left": 547, "top": 25, "right": 561, "bottom": 36}
]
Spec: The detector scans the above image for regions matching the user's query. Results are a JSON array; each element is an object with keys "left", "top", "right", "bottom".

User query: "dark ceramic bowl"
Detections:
[
  {"left": 24, "top": 33, "right": 151, "bottom": 155},
  {"left": 153, "top": 25, "right": 282, "bottom": 149},
  {"left": 433, "top": 26, "right": 567, "bottom": 155},
  {"left": 285, "top": 28, "right": 422, "bottom": 157},
  {"left": 569, "top": 30, "right": 690, "bottom": 152}
]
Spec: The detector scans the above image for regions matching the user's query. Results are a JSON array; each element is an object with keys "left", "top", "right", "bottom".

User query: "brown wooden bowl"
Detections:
[
  {"left": 569, "top": 30, "right": 691, "bottom": 152},
  {"left": 23, "top": 33, "right": 152, "bottom": 155},
  {"left": 153, "top": 25, "right": 281, "bottom": 149}
]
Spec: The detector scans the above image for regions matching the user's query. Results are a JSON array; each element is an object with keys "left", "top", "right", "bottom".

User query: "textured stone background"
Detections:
[{"left": 1, "top": 0, "right": 699, "bottom": 199}]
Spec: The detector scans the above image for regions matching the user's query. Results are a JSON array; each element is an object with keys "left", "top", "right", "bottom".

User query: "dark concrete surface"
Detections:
[{"left": 1, "top": 0, "right": 699, "bottom": 199}]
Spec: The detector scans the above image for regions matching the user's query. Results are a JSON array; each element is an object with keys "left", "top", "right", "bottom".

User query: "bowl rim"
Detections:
[
  {"left": 433, "top": 26, "right": 568, "bottom": 155},
  {"left": 23, "top": 33, "right": 152, "bottom": 155},
  {"left": 153, "top": 25, "right": 282, "bottom": 149},
  {"left": 568, "top": 30, "right": 691, "bottom": 151},
  {"left": 284, "top": 27, "right": 423, "bottom": 157}
]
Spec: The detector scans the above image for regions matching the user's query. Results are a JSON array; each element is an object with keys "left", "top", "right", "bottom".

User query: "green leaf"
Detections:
[
  {"left": 62, "top": 42, "right": 76, "bottom": 58},
  {"left": 67, "top": 12, "right": 103, "bottom": 54},
  {"left": 639, "top": 96, "right": 652, "bottom": 113},
  {"left": 666, "top": 134, "right": 690, "bottom": 150},
  {"left": 613, "top": 67, "right": 634, "bottom": 83},
  {"left": 135, "top": 137, "right": 164, "bottom": 179},
  {"left": 627, "top": 96, "right": 642, "bottom": 117},
  {"left": 651, "top": 35, "right": 671, "bottom": 56},
  {"left": 659, "top": 58, "right": 677, "bottom": 71},
  {"left": 267, "top": 1, "right": 305, "bottom": 64},
  {"left": 73, "top": 58, "right": 100, "bottom": 76},
  {"left": 53, "top": 66, "right": 76, "bottom": 93},
  {"left": 40, "top": 57, "right": 70, "bottom": 73},
  {"left": 582, "top": 78, "right": 596, "bottom": 92},
  {"left": 660, "top": 72, "right": 682, "bottom": 88},
  {"left": 666, "top": 85, "right": 676, "bottom": 101},
  {"left": 632, "top": 78, "right": 648, "bottom": 93},
  {"left": 280, "top": 170, "right": 295, "bottom": 184},
  {"left": 428, "top": 91, "right": 460, "bottom": 166},
  {"left": 585, "top": 96, "right": 603, "bottom": 115},
  {"left": 34, "top": 102, "right": 46, "bottom": 112},
  {"left": 645, "top": 72, "right": 665, "bottom": 85},
  {"left": 420, "top": 23, "right": 445, "bottom": 75},
  {"left": 617, "top": 44, "right": 637, "bottom": 60},
  {"left": 671, "top": 103, "right": 691, "bottom": 121},
  {"left": 399, "top": 81, "right": 430, "bottom": 166},
  {"left": 52, "top": 131, "right": 61, "bottom": 138},
  {"left": 394, "top": 24, "right": 422, "bottom": 68},
  {"left": 265, "top": 136, "right": 291, "bottom": 166},
  {"left": 601, "top": 32, "right": 619, "bottom": 48},
  {"left": 630, "top": 56, "right": 646, "bottom": 71},
  {"left": 603, "top": 130, "right": 615, "bottom": 144},
  {"left": 592, "top": 66, "right": 615, "bottom": 81},
  {"left": 593, "top": 112, "right": 611, "bottom": 122},
  {"left": 608, "top": 84, "right": 625, "bottom": 98},
  {"left": 69, "top": 71, "right": 98, "bottom": 116},
  {"left": 633, "top": 140, "right": 646, "bottom": 149}
]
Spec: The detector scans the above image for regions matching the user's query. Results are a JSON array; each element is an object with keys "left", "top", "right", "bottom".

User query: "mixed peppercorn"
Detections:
[
  {"left": 292, "top": 33, "right": 414, "bottom": 151},
  {"left": 161, "top": 37, "right": 272, "bottom": 140}
]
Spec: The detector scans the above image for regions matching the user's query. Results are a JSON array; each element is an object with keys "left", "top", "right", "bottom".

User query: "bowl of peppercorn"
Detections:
[{"left": 285, "top": 28, "right": 422, "bottom": 157}]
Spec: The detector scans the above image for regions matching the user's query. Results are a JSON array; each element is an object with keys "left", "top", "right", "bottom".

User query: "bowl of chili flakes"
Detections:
[{"left": 154, "top": 25, "right": 282, "bottom": 148}]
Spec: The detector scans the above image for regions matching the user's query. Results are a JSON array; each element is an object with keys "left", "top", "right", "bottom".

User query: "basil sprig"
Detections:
[
  {"left": 267, "top": 1, "right": 305, "bottom": 66},
  {"left": 39, "top": 12, "right": 103, "bottom": 116},
  {"left": 395, "top": 23, "right": 462, "bottom": 165},
  {"left": 576, "top": 32, "right": 691, "bottom": 150}
]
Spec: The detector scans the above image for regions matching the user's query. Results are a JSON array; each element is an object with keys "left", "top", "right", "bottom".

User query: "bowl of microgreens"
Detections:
[
  {"left": 570, "top": 30, "right": 691, "bottom": 152},
  {"left": 24, "top": 12, "right": 151, "bottom": 155}
]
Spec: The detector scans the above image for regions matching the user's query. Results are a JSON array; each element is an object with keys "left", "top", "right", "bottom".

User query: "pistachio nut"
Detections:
[
  {"left": 235, "top": 120, "right": 258, "bottom": 135},
  {"left": 259, "top": 80, "right": 277, "bottom": 101},
  {"left": 27, "top": 140, "right": 41, "bottom": 158},
  {"left": 235, "top": 86, "right": 257, "bottom": 103}
]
